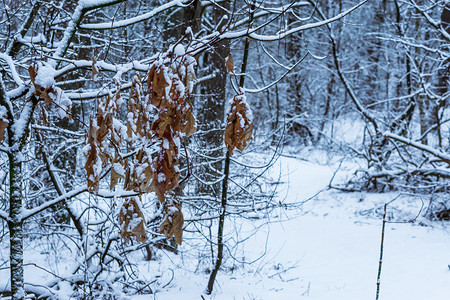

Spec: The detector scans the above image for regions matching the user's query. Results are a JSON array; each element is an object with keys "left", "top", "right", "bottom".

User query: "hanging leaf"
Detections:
[
  {"left": 0, "top": 118, "right": 8, "bottom": 142},
  {"left": 110, "top": 155, "right": 125, "bottom": 190},
  {"left": 119, "top": 197, "right": 147, "bottom": 243},
  {"left": 181, "top": 102, "right": 197, "bottom": 137},
  {"left": 92, "top": 57, "right": 99, "bottom": 81},
  {"left": 159, "top": 199, "right": 183, "bottom": 245},
  {"left": 148, "top": 65, "right": 169, "bottom": 107},
  {"left": 224, "top": 91, "right": 253, "bottom": 155},
  {"left": 226, "top": 53, "right": 234, "bottom": 75},
  {"left": 41, "top": 106, "right": 48, "bottom": 126},
  {"left": 85, "top": 117, "right": 100, "bottom": 192}
]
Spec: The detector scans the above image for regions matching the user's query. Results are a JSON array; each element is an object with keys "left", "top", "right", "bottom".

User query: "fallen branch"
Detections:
[{"left": 384, "top": 132, "right": 450, "bottom": 164}]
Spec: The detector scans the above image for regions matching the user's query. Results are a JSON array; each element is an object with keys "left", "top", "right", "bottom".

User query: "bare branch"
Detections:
[
  {"left": 221, "top": 0, "right": 368, "bottom": 41},
  {"left": 21, "top": 186, "right": 88, "bottom": 221},
  {"left": 0, "top": 209, "right": 8, "bottom": 221},
  {"left": 80, "top": 0, "right": 188, "bottom": 30},
  {"left": 384, "top": 132, "right": 450, "bottom": 164},
  {"left": 51, "top": 0, "right": 124, "bottom": 66}
]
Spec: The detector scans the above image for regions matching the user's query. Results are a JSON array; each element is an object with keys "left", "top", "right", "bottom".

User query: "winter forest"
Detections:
[{"left": 0, "top": 0, "right": 449, "bottom": 299}]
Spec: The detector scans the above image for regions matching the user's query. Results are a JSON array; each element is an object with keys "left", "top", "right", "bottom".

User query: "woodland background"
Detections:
[{"left": 0, "top": 0, "right": 449, "bottom": 299}]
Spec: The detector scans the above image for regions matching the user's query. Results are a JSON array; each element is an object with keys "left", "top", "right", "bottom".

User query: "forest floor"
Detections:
[
  {"left": 1, "top": 149, "right": 450, "bottom": 299},
  {"left": 141, "top": 150, "right": 450, "bottom": 300}
]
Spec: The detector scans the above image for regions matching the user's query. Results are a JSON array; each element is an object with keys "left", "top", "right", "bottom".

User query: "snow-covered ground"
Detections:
[
  {"left": 141, "top": 154, "right": 450, "bottom": 300},
  {"left": 2, "top": 153, "right": 450, "bottom": 299}
]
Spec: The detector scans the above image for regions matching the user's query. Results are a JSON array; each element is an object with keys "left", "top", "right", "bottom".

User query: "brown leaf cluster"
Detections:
[
  {"left": 121, "top": 75, "right": 156, "bottom": 196},
  {"left": 119, "top": 197, "right": 147, "bottom": 243},
  {"left": 85, "top": 117, "right": 100, "bottom": 192},
  {"left": 147, "top": 53, "right": 196, "bottom": 245},
  {"left": 159, "top": 198, "right": 183, "bottom": 245},
  {"left": 83, "top": 49, "right": 197, "bottom": 245},
  {"left": 124, "top": 149, "right": 154, "bottom": 193},
  {"left": 148, "top": 61, "right": 196, "bottom": 202},
  {"left": 85, "top": 92, "right": 121, "bottom": 192},
  {"left": 224, "top": 92, "right": 253, "bottom": 155},
  {"left": 0, "top": 114, "right": 9, "bottom": 142},
  {"left": 28, "top": 64, "right": 58, "bottom": 105},
  {"left": 28, "top": 64, "right": 72, "bottom": 120},
  {"left": 127, "top": 75, "right": 152, "bottom": 140}
]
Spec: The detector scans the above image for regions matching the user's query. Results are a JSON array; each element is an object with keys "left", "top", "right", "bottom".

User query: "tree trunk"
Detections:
[
  {"left": 196, "top": 4, "right": 230, "bottom": 195},
  {"left": 9, "top": 151, "right": 24, "bottom": 300}
]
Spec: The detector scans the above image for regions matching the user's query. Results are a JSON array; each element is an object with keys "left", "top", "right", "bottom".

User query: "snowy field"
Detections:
[
  {"left": 134, "top": 153, "right": 450, "bottom": 300},
  {"left": 2, "top": 152, "right": 450, "bottom": 299}
]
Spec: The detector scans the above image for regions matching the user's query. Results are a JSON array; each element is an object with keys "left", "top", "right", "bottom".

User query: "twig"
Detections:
[{"left": 376, "top": 203, "right": 387, "bottom": 300}]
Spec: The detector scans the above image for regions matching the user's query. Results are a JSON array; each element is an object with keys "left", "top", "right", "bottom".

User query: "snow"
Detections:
[
  {"left": 130, "top": 153, "right": 450, "bottom": 300},
  {"left": 113, "top": 162, "right": 125, "bottom": 177},
  {"left": 158, "top": 172, "right": 166, "bottom": 182},
  {"left": 11, "top": 101, "right": 34, "bottom": 145},
  {"left": 50, "top": 87, "right": 72, "bottom": 118},
  {"left": 17, "top": 33, "right": 47, "bottom": 45},
  {"left": 174, "top": 44, "right": 185, "bottom": 56},
  {"left": 0, "top": 53, "right": 24, "bottom": 86},
  {"left": 0, "top": 105, "right": 8, "bottom": 120},
  {"left": 51, "top": 3, "right": 84, "bottom": 64},
  {"left": 162, "top": 138, "right": 170, "bottom": 150},
  {"left": 2, "top": 151, "right": 450, "bottom": 299},
  {"left": 34, "top": 63, "right": 56, "bottom": 88}
]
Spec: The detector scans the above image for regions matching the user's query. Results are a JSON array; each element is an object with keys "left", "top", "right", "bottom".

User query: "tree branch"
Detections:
[
  {"left": 21, "top": 186, "right": 88, "bottom": 221},
  {"left": 6, "top": 2, "right": 41, "bottom": 58},
  {"left": 79, "top": 0, "right": 188, "bottom": 30},
  {"left": 220, "top": 0, "right": 368, "bottom": 41},
  {"left": 52, "top": 0, "right": 124, "bottom": 67},
  {"left": 384, "top": 132, "right": 450, "bottom": 164},
  {"left": 0, "top": 209, "right": 8, "bottom": 221}
]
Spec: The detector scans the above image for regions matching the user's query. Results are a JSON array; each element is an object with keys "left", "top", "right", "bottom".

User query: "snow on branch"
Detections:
[
  {"left": 0, "top": 74, "right": 14, "bottom": 124},
  {"left": 232, "top": 2, "right": 310, "bottom": 29},
  {"left": 80, "top": 0, "right": 188, "bottom": 30},
  {"left": 51, "top": 0, "right": 124, "bottom": 65},
  {"left": 384, "top": 132, "right": 450, "bottom": 164},
  {"left": 0, "top": 53, "right": 24, "bottom": 86},
  {"left": 220, "top": 0, "right": 368, "bottom": 41},
  {"left": 0, "top": 209, "right": 8, "bottom": 221},
  {"left": 21, "top": 186, "right": 88, "bottom": 221},
  {"left": 243, "top": 51, "right": 310, "bottom": 93},
  {"left": 20, "top": 186, "right": 139, "bottom": 221},
  {"left": 407, "top": 0, "right": 450, "bottom": 42}
]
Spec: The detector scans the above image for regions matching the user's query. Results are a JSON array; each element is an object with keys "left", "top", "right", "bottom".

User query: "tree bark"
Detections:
[
  {"left": 8, "top": 151, "right": 24, "bottom": 300},
  {"left": 196, "top": 3, "right": 230, "bottom": 195}
]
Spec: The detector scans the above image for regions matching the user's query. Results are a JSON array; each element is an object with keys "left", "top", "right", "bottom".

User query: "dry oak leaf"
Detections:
[
  {"left": 224, "top": 92, "right": 253, "bottom": 155},
  {"left": 0, "top": 117, "right": 8, "bottom": 142},
  {"left": 85, "top": 117, "right": 100, "bottom": 192},
  {"left": 180, "top": 103, "right": 196, "bottom": 137},
  {"left": 226, "top": 53, "right": 234, "bottom": 75},
  {"left": 110, "top": 155, "right": 125, "bottom": 190},
  {"left": 148, "top": 65, "right": 169, "bottom": 107},
  {"left": 92, "top": 57, "right": 99, "bottom": 81},
  {"left": 152, "top": 151, "right": 180, "bottom": 203},
  {"left": 119, "top": 197, "right": 147, "bottom": 243},
  {"left": 160, "top": 204, "right": 183, "bottom": 245},
  {"left": 28, "top": 64, "right": 55, "bottom": 104}
]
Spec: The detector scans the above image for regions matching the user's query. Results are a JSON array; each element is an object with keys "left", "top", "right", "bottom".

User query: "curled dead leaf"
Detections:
[
  {"left": 119, "top": 197, "right": 147, "bottom": 243},
  {"left": 224, "top": 92, "right": 253, "bottom": 155},
  {"left": 92, "top": 57, "right": 99, "bottom": 81},
  {"left": 226, "top": 53, "right": 234, "bottom": 75},
  {"left": 159, "top": 200, "right": 183, "bottom": 245},
  {"left": 0, "top": 117, "right": 8, "bottom": 142}
]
